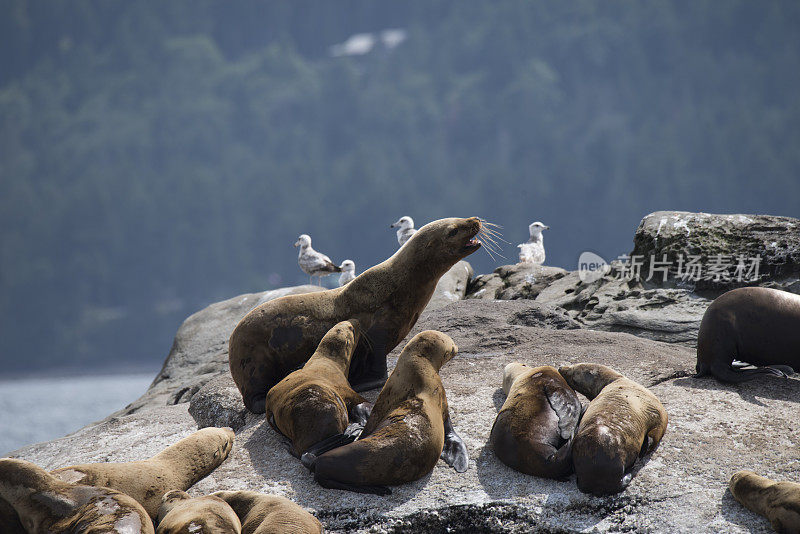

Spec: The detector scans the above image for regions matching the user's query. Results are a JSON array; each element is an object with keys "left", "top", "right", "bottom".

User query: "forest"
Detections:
[{"left": 1, "top": 0, "right": 799, "bottom": 373}]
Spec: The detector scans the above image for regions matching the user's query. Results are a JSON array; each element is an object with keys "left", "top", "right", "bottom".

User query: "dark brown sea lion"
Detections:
[
  {"left": 304, "top": 330, "right": 469, "bottom": 495},
  {"left": 213, "top": 490, "right": 322, "bottom": 534},
  {"left": 558, "top": 363, "right": 668, "bottom": 496},
  {"left": 51, "top": 427, "right": 235, "bottom": 520},
  {"left": 696, "top": 287, "right": 800, "bottom": 382},
  {"left": 490, "top": 363, "right": 582, "bottom": 479},
  {"left": 229, "top": 216, "right": 484, "bottom": 413},
  {"left": 0, "top": 458, "right": 154, "bottom": 534},
  {"left": 156, "top": 490, "right": 241, "bottom": 534},
  {"left": 730, "top": 470, "right": 800, "bottom": 534},
  {"left": 265, "top": 320, "right": 371, "bottom": 457}
]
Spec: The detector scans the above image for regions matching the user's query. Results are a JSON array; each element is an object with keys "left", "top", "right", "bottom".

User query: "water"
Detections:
[{"left": 0, "top": 373, "right": 154, "bottom": 455}]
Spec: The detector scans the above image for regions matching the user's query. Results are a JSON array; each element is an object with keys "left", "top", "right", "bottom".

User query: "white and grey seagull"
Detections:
[
  {"left": 338, "top": 259, "right": 357, "bottom": 286},
  {"left": 518, "top": 221, "right": 549, "bottom": 264},
  {"left": 390, "top": 216, "right": 417, "bottom": 246},
  {"left": 294, "top": 234, "right": 342, "bottom": 286}
]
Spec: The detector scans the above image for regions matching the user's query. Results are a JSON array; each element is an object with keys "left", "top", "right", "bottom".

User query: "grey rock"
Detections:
[
  {"left": 632, "top": 211, "right": 800, "bottom": 292},
  {"left": 467, "top": 263, "right": 568, "bottom": 301},
  {"left": 427, "top": 261, "right": 474, "bottom": 310},
  {"left": 188, "top": 374, "right": 256, "bottom": 432},
  {"left": 10, "top": 299, "right": 798, "bottom": 533},
  {"left": 118, "top": 285, "right": 325, "bottom": 416}
]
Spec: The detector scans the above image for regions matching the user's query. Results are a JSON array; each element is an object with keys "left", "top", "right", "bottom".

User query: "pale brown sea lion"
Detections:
[
  {"left": 558, "top": 363, "right": 668, "bottom": 496},
  {"left": 213, "top": 490, "right": 322, "bottom": 534},
  {"left": 156, "top": 490, "right": 241, "bottom": 534},
  {"left": 696, "top": 287, "right": 800, "bottom": 382},
  {"left": 0, "top": 458, "right": 154, "bottom": 534},
  {"left": 490, "top": 363, "right": 582, "bottom": 479},
  {"left": 51, "top": 427, "right": 235, "bottom": 520},
  {"left": 304, "top": 330, "right": 469, "bottom": 495},
  {"left": 229, "top": 217, "right": 486, "bottom": 413},
  {"left": 266, "top": 320, "right": 371, "bottom": 457},
  {"left": 730, "top": 471, "right": 800, "bottom": 534}
]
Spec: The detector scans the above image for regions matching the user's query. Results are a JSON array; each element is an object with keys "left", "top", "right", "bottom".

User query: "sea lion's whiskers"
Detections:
[
  {"left": 477, "top": 228, "right": 503, "bottom": 253},
  {"left": 481, "top": 227, "right": 511, "bottom": 244},
  {"left": 476, "top": 230, "right": 505, "bottom": 261},
  {"left": 477, "top": 217, "right": 503, "bottom": 229}
]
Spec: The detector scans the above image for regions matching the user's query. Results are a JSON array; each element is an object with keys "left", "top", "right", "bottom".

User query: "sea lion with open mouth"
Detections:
[{"left": 229, "top": 217, "right": 496, "bottom": 413}]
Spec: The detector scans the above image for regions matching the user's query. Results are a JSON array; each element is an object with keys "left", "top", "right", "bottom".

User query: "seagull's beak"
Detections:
[
  {"left": 390, "top": 223, "right": 396, "bottom": 228},
  {"left": 544, "top": 225, "right": 550, "bottom": 230},
  {"left": 294, "top": 241, "right": 300, "bottom": 247}
]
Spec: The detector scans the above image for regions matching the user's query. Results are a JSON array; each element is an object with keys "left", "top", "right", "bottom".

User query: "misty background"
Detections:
[{"left": 2, "top": 0, "right": 800, "bottom": 378}]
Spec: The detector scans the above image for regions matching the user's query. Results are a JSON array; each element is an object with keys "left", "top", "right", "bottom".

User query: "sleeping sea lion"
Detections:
[
  {"left": 213, "top": 490, "right": 322, "bottom": 534},
  {"left": 51, "top": 427, "right": 235, "bottom": 520},
  {"left": 559, "top": 363, "right": 668, "bottom": 496},
  {"left": 730, "top": 470, "right": 800, "bottom": 534},
  {"left": 490, "top": 363, "right": 582, "bottom": 479},
  {"left": 0, "top": 458, "right": 154, "bottom": 534}
]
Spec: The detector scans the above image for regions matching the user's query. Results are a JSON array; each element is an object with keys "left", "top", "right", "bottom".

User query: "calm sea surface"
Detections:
[{"left": 0, "top": 373, "right": 154, "bottom": 455}]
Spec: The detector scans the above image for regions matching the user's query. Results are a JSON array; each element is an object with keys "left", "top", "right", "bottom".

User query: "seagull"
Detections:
[
  {"left": 518, "top": 222, "right": 549, "bottom": 264},
  {"left": 390, "top": 216, "right": 417, "bottom": 246},
  {"left": 339, "top": 260, "right": 356, "bottom": 286},
  {"left": 294, "top": 234, "right": 342, "bottom": 286}
]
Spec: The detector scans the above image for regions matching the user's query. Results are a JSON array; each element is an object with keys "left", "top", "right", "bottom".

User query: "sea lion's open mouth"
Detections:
[{"left": 461, "top": 236, "right": 482, "bottom": 253}]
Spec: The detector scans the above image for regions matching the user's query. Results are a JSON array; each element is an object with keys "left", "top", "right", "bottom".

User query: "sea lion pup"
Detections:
[
  {"left": 266, "top": 320, "right": 371, "bottom": 457},
  {"left": 490, "top": 363, "right": 582, "bottom": 479},
  {"left": 213, "top": 490, "right": 322, "bottom": 534},
  {"left": 696, "top": 287, "right": 800, "bottom": 383},
  {"left": 229, "top": 216, "right": 484, "bottom": 413},
  {"left": 730, "top": 471, "right": 800, "bottom": 534},
  {"left": 51, "top": 426, "right": 235, "bottom": 520},
  {"left": 304, "top": 330, "right": 469, "bottom": 495},
  {"left": 0, "top": 458, "right": 154, "bottom": 534},
  {"left": 558, "top": 363, "right": 668, "bottom": 496},
  {"left": 157, "top": 490, "right": 241, "bottom": 534}
]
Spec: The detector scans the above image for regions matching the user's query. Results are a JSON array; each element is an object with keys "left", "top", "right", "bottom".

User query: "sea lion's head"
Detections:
[
  {"left": 403, "top": 330, "right": 458, "bottom": 371},
  {"left": 406, "top": 217, "right": 482, "bottom": 264},
  {"left": 558, "top": 363, "right": 622, "bottom": 400},
  {"left": 317, "top": 320, "right": 361, "bottom": 368},
  {"left": 502, "top": 362, "right": 531, "bottom": 394}
]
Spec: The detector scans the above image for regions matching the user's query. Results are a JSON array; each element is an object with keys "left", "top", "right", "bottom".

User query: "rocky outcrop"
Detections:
[
  {"left": 465, "top": 212, "right": 800, "bottom": 348},
  {"left": 632, "top": 211, "right": 800, "bottom": 292},
  {"left": 427, "top": 260, "right": 474, "bottom": 310},
  {"left": 10, "top": 298, "right": 798, "bottom": 533},
  {"left": 467, "top": 264, "right": 568, "bottom": 301}
]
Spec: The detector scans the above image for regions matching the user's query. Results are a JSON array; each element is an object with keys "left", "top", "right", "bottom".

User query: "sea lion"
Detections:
[
  {"left": 490, "top": 363, "right": 582, "bottom": 479},
  {"left": 696, "top": 287, "right": 800, "bottom": 383},
  {"left": 730, "top": 470, "right": 800, "bottom": 534},
  {"left": 213, "top": 490, "right": 322, "bottom": 534},
  {"left": 558, "top": 363, "right": 668, "bottom": 496},
  {"left": 51, "top": 427, "right": 235, "bottom": 520},
  {"left": 156, "top": 490, "right": 241, "bottom": 534},
  {"left": 0, "top": 458, "right": 154, "bottom": 534},
  {"left": 266, "top": 320, "right": 371, "bottom": 457},
  {"left": 229, "top": 216, "right": 485, "bottom": 413},
  {"left": 304, "top": 330, "right": 469, "bottom": 495}
]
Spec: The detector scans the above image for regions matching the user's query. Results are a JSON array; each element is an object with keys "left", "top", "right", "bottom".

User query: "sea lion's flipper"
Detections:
[
  {"left": 300, "top": 433, "right": 357, "bottom": 470},
  {"left": 349, "top": 402, "right": 373, "bottom": 426},
  {"left": 545, "top": 382, "right": 583, "bottom": 440},
  {"left": 768, "top": 364, "right": 795, "bottom": 375},
  {"left": 545, "top": 437, "right": 575, "bottom": 479},
  {"left": 314, "top": 474, "right": 391, "bottom": 496},
  {"left": 441, "top": 416, "right": 469, "bottom": 473},
  {"left": 710, "top": 360, "right": 787, "bottom": 383}
]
